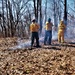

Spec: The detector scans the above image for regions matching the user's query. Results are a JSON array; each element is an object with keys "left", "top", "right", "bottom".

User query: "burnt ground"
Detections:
[{"left": 0, "top": 37, "right": 75, "bottom": 75}]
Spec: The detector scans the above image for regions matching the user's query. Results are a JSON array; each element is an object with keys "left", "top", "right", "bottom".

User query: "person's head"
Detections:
[
  {"left": 60, "top": 20, "right": 64, "bottom": 25},
  {"left": 32, "top": 19, "right": 36, "bottom": 23},
  {"left": 48, "top": 18, "right": 51, "bottom": 23}
]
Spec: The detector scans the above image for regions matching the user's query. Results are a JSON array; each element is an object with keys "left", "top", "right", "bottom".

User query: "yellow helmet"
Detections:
[
  {"left": 46, "top": 22, "right": 49, "bottom": 24},
  {"left": 60, "top": 20, "right": 64, "bottom": 25}
]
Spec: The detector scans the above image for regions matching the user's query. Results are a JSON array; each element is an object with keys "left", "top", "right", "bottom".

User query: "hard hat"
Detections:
[
  {"left": 32, "top": 19, "right": 36, "bottom": 22},
  {"left": 46, "top": 22, "right": 49, "bottom": 24},
  {"left": 48, "top": 18, "right": 51, "bottom": 23},
  {"left": 60, "top": 20, "right": 63, "bottom": 23}
]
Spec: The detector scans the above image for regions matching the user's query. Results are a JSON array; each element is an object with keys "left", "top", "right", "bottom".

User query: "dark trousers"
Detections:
[
  {"left": 31, "top": 32, "right": 39, "bottom": 47},
  {"left": 44, "top": 30, "right": 52, "bottom": 45}
]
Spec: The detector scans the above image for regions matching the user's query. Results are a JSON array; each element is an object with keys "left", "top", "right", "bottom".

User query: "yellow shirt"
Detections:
[
  {"left": 58, "top": 24, "right": 66, "bottom": 32},
  {"left": 44, "top": 22, "right": 53, "bottom": 30},
  {"left": 30, "top": 23, "right": 40, "bottom": 32}
]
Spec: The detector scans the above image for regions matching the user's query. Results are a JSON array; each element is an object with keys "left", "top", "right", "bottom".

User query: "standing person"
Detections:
[
  {"left": 44, "top": 18, "right": 53, "bottom": 45},
  {"left": 58, "top": 20, "right": 66, "bottom": 43},
  {"left": 30, "top": 19, "right": 41, "bottom": 49}
]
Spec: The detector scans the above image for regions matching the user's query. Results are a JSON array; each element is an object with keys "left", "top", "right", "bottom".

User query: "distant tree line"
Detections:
[{"left": 0, "top": 0, "right": 74, "bottom": 38}]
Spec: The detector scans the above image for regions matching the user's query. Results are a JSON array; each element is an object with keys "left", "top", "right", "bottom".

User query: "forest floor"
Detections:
[{"left": 0, "top": 37, "right": 75, "bottom": 75}]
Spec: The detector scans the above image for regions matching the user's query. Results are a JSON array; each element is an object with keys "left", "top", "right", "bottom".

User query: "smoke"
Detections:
[
  {"left": 65, "top": 20, "right": 75, "bottom": 41},
  {"left": 10, "top": 38, "right": 31, "bottom": 50},
  {"left": 67, "top": 27, "right": 75, "bottom": 38},
  {"left": 10, "top": 20, "right": 75, "bottom": 50},
  {"left": 10, "top": 29, "right": 58, "bottom": 50},
  {"left": 52, "top": 30, "right": 58, "bottom": 40},
  {"left": 62, "top": 19, "right": 75, "bottom": 43}
]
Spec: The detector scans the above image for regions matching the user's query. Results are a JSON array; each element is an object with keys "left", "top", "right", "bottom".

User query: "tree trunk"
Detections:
[
  {"left": 36, "top": 0, "right": 39, "bottom": 21},
  {"left": 39, "top": 0, "right": 42, "bottom": 33},
  {"left": 2, "top": 0, "right": 7, "bottom": 37},
  {"left": 59, "top": 0, "right": 62, "bottom": 21},
  {"left": 8, "top": 0, "right": 14, "bottom": 37},
  {"left": 33, "top": 0, "right": 37, "bottom": 19},
  {"left": 45, "top": 0, "right": 47, "bottom": 23},
  {"left": 6, "top": 0, "right": 10, "bottom": 37},
  {"left": 54, "top": 0, "right": 58, "bottom": 30},
  {"left": 64, "top": 0, "right": 67, "bottom": 25}
]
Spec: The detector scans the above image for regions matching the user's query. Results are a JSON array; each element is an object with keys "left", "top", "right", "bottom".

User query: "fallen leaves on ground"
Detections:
[{"left": 0, "top": 38, "right": 75, "bottom": 75}]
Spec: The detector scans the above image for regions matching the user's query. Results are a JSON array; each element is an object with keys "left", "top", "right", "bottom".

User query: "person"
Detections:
[
  {"left": 30, "top": 19, "right": 41, "bottom": 49},
  {"left": 44, "top": 18, "right": 53, "bottom": 45},
  {"left": 58, "top": 20, "right": 66, "bottom": 43}
]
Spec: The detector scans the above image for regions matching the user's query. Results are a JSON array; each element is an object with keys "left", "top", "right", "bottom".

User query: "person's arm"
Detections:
[
  {"left": 51, "top": 22, "right": 54, "bottom": 26},
  {"left": 63, "top": 24, "right": 66, "bottom": 29},
  {"left": 38, "top": 24, "right": 40, "bottom": 29},
  {"left": 36, "top": 23, "right": 40, "bottom": 29}
]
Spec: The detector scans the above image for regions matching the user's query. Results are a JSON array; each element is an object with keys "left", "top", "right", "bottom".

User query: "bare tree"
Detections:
[
  {"left": 53, "top": 0, "right": 58, "bottom": 30},
  {"left": 8, "top": 0, "right": 14, "bottom": 37},
  {"left": 39, "top": 0, "right": 42, "bottom": 33},
  {"left": 0, "top": 12, "right": 4, "bottom": 37},
  {"left": 64, "top": 0, "right": 67, "bottom": 25},
  {"left": 0, "top": 0, "right": 73, "bottom": 38},
  {"left": 58, "top": 0, "right": 62, "bottom": 21},
  {"left": 45, "top": 0, "right": 47, "bottom": 23},
  {"left": 2, "top": 0, "right": 8, "bottom": 37},
  {"left": 33, "top": 0, "right": 39, "bottom": 21},
  {"left": 33, "top": 0, "right": 42, "bottom": 33},
  {"left": 5, "top": 0, "right": 10, "bottom": 37}
]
